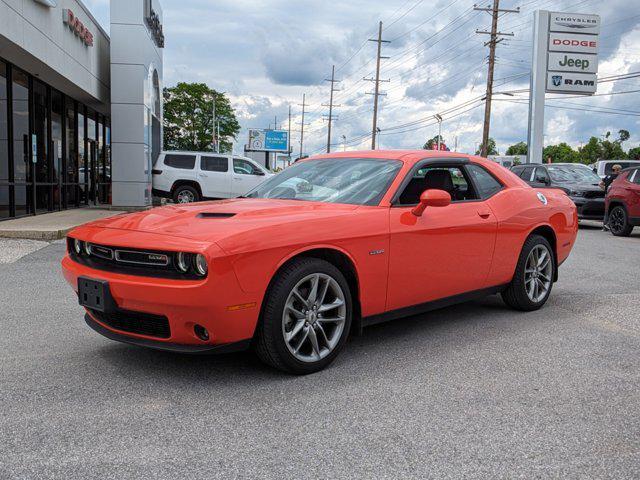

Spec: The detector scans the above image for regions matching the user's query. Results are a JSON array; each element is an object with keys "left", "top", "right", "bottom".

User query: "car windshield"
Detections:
[
  {"left": 548, "top": 165, "right": 600, "bottom": 184},
  {"left": 244, "top": 158, "right": 402, "bottom": 206}
]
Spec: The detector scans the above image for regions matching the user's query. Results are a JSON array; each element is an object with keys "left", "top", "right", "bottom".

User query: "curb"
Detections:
[{"left": 0, "top": 229, "right": 71, "bottom": 241}]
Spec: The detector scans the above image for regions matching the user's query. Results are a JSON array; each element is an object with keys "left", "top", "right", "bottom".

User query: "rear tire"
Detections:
[
  {"left": 502, "top": 234, "right": 555, "bottom": 311},
  {"left": 172, "top": 185, "right": 200, "bottom": 204},
  {"left": 254, "top": 258, "right": 352, "bottom": 375},
  {"left": 609, "top": 205, "right": 633, "bottom": 237}
]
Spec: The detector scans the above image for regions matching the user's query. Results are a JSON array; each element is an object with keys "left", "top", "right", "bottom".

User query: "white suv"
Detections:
[{"left": 152, "top": 151, "right": 273, "bottom": 203}]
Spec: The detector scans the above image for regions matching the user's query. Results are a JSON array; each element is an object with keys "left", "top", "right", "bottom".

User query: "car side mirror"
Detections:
[{"left": 412, "top": 189, "right": 452, "bottom": 217}]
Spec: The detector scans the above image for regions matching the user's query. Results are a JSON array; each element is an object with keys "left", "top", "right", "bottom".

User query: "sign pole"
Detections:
[{"left": 527, "top": 10, "right": 549, "bottom": 164}]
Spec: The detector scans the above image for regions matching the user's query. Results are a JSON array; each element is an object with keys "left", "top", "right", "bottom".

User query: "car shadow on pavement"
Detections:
[{"left": 91, "top": 294, "right": 514, "bottom": 380}]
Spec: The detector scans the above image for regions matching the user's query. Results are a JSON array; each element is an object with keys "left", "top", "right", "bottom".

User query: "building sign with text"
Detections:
[
  {"left": 545, "top": 12, "right": 600, "bottom": 94},
  {"left": 62, "top": 9, "right": 94, "bottom": 47},
  {"left": 248, "top": 129, "right": 289, "bottom": 153}
]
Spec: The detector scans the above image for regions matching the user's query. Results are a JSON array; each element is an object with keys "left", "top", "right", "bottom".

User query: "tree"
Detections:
[
  {"left": 627, "top": 146, "right": 640, "bottom": 160},
  {"left": 506, "top": 141, "right": 528, "bottom": 156},
  {"left": 578, "top": 137, "right": 603, "bottom": 164},
  {"left": 163, "top": 82, "right": 240, "bottom": 153},
  {"left": 476, "top": 138, "right": 498, "bottom": 156},
  {"left": 423, "top": 135, "right": 445, "bottom": 150},
  {"left": 600, "top": 130, "right": 628, "bottom": 160},
  {"left": 543, "top": 143, "right": 580, "bottom": 164}
]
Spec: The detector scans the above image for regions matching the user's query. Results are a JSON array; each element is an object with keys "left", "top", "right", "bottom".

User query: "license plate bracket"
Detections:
[{"left": 78, "top": 277, "right": 114, "bottom": 313}]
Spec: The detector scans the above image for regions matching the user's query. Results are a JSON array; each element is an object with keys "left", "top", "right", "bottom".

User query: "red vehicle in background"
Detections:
[{"left": 605, "top": 167, "right": 640, "bottom": 236}]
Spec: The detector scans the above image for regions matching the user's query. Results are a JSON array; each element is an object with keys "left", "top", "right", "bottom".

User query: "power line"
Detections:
[{"left": 474, "top": 0, "right": 519, "bottom": 157}]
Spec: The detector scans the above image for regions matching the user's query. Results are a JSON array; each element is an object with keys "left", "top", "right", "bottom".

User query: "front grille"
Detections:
[
  {"left": 88, "top": 308, "right": 171, "bottom": 339},
  {"left": 68, "top": 239, "right": 202, "bottom": 280},
  {"left": 583, "top": 190, "right": 605, "bottom": 199}
]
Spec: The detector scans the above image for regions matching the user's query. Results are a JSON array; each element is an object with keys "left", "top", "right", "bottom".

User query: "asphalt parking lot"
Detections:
[{"left": 1, "top": 225, "right": 638, "bottom": 479}]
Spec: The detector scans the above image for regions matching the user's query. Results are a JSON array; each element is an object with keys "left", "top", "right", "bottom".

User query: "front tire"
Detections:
[
  {"left": 502, "top": 234, "right": 555, "bottom": 311},
  {"left": 255, "top": 258, "right": 352, "bottom": 374},
  {"left": 172, "top": 185, "right": 200, "bottom": 204},
  {"left": 609, "top": 205, "right": 633, "bottom": 237}
]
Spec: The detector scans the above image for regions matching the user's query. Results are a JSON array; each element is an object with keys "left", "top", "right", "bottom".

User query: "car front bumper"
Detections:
[
  {"left": 62, "top": 249, "right": 262, "bottom": 349},
  {"left": 571, "top": 196, "right": 605, "bottom": 220}
]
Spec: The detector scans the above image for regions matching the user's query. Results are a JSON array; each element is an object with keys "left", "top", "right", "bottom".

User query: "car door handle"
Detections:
[
  {"left": 233, "top": 177, "right": 242, "bottom": 181},
  {"left": 198, "top": 173, "right": 208, "bottom": 177},
  {"left": 477, "top": 209, "right": 492, "bottom": 219}
]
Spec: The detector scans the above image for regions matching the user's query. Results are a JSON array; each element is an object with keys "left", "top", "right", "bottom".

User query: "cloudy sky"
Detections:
[{"left": 85, "top": 0, "right": 640, "bottom": 157}]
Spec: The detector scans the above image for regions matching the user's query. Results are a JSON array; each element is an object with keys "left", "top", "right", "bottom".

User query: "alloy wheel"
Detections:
[
  {"left": 177, "top": 190, "right": 195, "bottom": 203},
  {"left": 609, "top": 207, "right": 626, "bottom": 235},
  {"left": 282, "top": 273, "right": 346, "bottom": 363},
  {"left": 524, "top": 245, "right": 553, "bottom": 303}
]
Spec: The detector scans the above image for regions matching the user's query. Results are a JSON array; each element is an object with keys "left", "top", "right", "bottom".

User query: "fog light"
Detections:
[
  {"left": 195, "top": 254, "right": 208, "bottom": 276},
  {"left": 194, "top": 324, "right": 209, "bottom": 341},
  {"left": 176, "top": 252, "right": 190, "bottom": 273}
]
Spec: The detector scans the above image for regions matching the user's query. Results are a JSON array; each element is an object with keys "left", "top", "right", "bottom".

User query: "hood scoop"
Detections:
[{"left": 196, "top": 212, "right": 236, "bottom": 219}]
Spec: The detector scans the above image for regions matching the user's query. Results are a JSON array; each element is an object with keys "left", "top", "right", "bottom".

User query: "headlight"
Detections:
[
  {"left": 176, "top": 252, "right": 190, "bottom": 273},
  {"left": 73, "top": 239, "right": 83, "bottom": 255},
  {"left": 570, "top": 190, "right": 585, "bottom": 197},
  {"left": 195, "top": 254, "right": 208, "bottom": 276},
  {"left": 84, "top": 243, "right": 92, "bottom": 255}
]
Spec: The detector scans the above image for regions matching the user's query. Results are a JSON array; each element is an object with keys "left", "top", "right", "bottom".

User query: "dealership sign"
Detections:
[
  {"left": 546, "top": 72, "right": 597, "bottom": 93},
  {"left": 547, "top": 52, "right": 597, "bottom": 73},
  {"left": 548, "top": 32, "right": 598, "bottom": 54},
  {"left": 545, "top": 12, "right": 600, "bottom": 94},
  {"left": 549, "top": 12, "right": 600, "bottom": 34},
  {"left": 144, "top": 0, "right": 165, "bottom": 48},
  {"left": 62, "top": 9, "right": 94, "bottom": 47},
  {"left": 528, "top": 10, "right": 600, "bottom": 164},
  {"left": 248, "top": 129, "right": 289, "bottom": 153}
]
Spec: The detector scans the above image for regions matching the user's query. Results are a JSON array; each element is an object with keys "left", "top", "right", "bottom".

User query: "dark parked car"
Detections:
[
  {"left": 605, "top": 167, "right": 640, "bottom": 236},
  {"left": 511, "top": 163, "right": 605, "bottom": 220}
]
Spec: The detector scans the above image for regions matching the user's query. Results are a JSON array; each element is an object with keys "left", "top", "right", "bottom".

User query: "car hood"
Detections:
[{"left": 87, "top": 198, "right": 360, "bottom": 243}]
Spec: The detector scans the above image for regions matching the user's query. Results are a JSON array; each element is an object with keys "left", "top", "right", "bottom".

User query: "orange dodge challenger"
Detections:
[{"left": 62, "top": 151, "right": 578, "bottom": 374}]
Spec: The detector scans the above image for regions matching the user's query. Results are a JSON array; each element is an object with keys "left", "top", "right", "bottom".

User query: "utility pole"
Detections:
[
  {"left": 365, "top": 21, "right": 390, "bottom": 150},
  {"left": 323, "top": 65, "right": 341, "bottom": 153},
  {"left": 435, "top": 114, "right": 443, "bottom": 150},
  {"left": 287, "top": 105, "right": 292, "bottom": 165},
  {"left": 475, "top": 1, "right": 518, "bottom": 157},
  {"left": 212, "top": 92, "right": 217, "bottom": 152},
  {"left": 298, "top": 93, "right": 307, "bottom": 159}
]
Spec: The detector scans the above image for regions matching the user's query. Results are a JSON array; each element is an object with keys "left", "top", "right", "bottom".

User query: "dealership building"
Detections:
[{"left": 0, "top": 0, "right": 163, "bottom": 220}]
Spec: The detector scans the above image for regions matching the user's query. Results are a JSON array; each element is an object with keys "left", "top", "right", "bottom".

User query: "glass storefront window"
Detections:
[
  {"left": 65, "top": 99, "right": 77, "bottom": 207},
  {"left": 52, "top": 89, "right": 63, "bottom": 210},
  {"left": 77, "top": 108, "right": 86, "bottom": 204},
  {"left": 33, "top": 79, "right": 49, "bottom": 212},
  {"left": 0, "top": 60, "right": 8, "bottom": 218},
  {"left": 12, "top": 68, "right": 29, "bottom": 216},
  {"left": 0, "top": 56, "right": 111, "bottom": 220},
  {"left": 12, "top": 68, "right": 29, "bottom": 184}
]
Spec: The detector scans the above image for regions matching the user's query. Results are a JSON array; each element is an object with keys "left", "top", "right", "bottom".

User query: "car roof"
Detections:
[
  {"left": 309, "top": 149, "right": 495, "bottom": 168},
  {"left": 162, "top": 151, "right": 252, "bottom": 159}
]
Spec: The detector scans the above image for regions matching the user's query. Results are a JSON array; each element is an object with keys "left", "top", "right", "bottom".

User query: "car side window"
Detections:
[
  {"left": 164, "top": 154, "right": 196, "bottom": 170},
  {"left": 466, "top": 164, "right": 503, "bottom": 199},
  {"left": 397, "top": 165, "right": 477, "bottom": 205},
  {"left": 234, "top": 158, "right": 262, "bottom": 175},
  {"left": 511, "top": 166, "right": 524, "bottom": 177},
  {"left": 201, "top": 156, "right": 228, "bottom": 172},
  {"left": 519, "top": 167, "right": 534, "bottom": 181},
  {"left": 632, "top": 169, "right": 640, "bottom": 185},
  {"left": 535, "top": 167, "right": 550, "bottom": 184}
]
